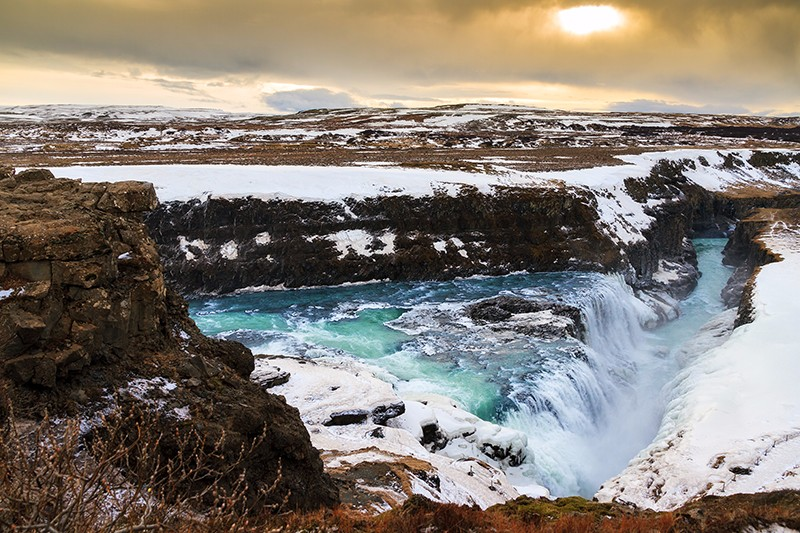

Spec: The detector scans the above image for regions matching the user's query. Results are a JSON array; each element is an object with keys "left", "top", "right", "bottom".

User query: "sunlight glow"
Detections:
[{"left": 557, "top": 5, "right": 624, "bottom": 36}]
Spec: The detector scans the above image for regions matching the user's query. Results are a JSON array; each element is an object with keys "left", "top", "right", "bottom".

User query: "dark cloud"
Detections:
[
  {"left": 263, "top": 88, "right": 360, "bottom": 112},
  {"left": 1, "top": 0, "right": 798, "bottom": 110}
]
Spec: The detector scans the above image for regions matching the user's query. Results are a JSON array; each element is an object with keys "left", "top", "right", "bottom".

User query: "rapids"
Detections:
[{"left": 190, "top": 239, "right": 731, "bottom": 497}]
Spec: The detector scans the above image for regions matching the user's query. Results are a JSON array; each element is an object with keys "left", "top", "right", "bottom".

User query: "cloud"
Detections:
[
  {"left": 1, "top": 1, "right": 798, "bottom": 112},
  {"left": 150, "top": 78, "right": 205, "bottom": 96},
  {"left": 263, "top": 88, "right": 360, "bottom": 112},
  {"left": 608, "top": 99, "right": 752, "bottom": 116}
]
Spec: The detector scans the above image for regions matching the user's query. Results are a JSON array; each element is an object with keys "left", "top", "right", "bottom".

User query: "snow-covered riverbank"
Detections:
[{"left": 597, "top": 213, "right": 800, "bottom": 510}]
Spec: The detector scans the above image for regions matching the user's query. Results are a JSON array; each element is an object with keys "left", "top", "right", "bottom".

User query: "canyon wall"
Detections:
[{"left": 0, "top": 166, "right": 338, "bottom": 511}]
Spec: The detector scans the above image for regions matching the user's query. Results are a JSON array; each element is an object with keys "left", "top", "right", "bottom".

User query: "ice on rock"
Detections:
[
  {"left": 260, "top": 356, "right": 402, "bottom": 426},
  {"left": 258, "top": 356, "right": 530, "bottom": 508},
  {"left": 390, "top": 393, "right": 529, "bottom": 469}
]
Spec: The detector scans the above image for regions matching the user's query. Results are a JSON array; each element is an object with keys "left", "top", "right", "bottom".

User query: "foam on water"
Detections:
[{"left": 190, "top": 239, "right": 732, "bottom": 497}]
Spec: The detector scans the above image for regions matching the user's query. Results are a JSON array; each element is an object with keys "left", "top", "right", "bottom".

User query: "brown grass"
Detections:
[{"left": 0, "top": 407, "right": 796, "bottom": 532}]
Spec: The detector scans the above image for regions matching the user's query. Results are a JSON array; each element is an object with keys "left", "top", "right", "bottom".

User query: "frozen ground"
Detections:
[{"left": 3, "top": 103, "right": 797, "bottom": 171}]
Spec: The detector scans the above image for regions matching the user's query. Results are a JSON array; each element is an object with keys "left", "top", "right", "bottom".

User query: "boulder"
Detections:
[{"left": 466, "top": 295, "right": 585, "bottom": 341}]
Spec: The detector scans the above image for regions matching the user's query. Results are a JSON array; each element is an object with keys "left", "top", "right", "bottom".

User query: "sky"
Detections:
[{"left": 0, "top": 0, "right": 798, "bottom": 115}]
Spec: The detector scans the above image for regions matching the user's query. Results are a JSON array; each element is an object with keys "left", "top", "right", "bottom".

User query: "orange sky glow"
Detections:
[{"left": 1, "top": 1, "right": 798, "bottom": 115}]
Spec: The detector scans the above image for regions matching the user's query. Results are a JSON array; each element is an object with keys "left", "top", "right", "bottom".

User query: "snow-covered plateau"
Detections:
[{"left": 46, "top": 148, "right": 800, "bottom": 248}]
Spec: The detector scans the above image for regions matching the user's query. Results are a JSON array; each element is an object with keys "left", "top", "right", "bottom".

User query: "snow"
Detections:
[
  {"left": 256, "top": 355, "right": 536, "bottom": 508},
  {"left": 259, "top": 356, "right": 399, "bottom": 426},
  {"left": 49, "top": 164, "right": 540, "bottom": 203},
  {"left": 254, "top": 231, "right": 271, "bottom": 245},
  {"left": 596, "top": 221, "right": 800, "bottom": 510},
  {"left": 0, "top": 289, "right": 14, "bottom": 300},
  {"left": 171, "top": 406, "right": 191, "bottom": 420},
  {"left": 49, "top": 148, "right": 799, "bottom": 247},
  {"left": 0, "top": 104, "right": 254, "bottom": 123},
  {"left": 177, "top": 236, "right": 209, "bottom": 261},
  {"left": 327, "top": 230, "right": 396, "bottom": 259},
  {"left": 424, "top": 114, "right": 487, "bottom": 128},
  {"left": 220, "top": 240, "right": 238, "bottom": 260}
]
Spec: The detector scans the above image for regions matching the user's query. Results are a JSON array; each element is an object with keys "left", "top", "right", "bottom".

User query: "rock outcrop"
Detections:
[
  {"left": 145, "top": 186, "right": 624, "bottom": 294},
  {"left": 0, "top": 167, "right": 338, "bottom": 511},
  {"left": 721, "top": 207, "right": 800, "bottom": 325},
  {"left": 466, "top": 295, "right": 585, "bottom": 341}
]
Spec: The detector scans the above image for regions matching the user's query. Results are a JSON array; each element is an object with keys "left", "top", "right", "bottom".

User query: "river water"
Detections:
[{"left": 190, "top": 238, "right": 732, "bottom": 497}]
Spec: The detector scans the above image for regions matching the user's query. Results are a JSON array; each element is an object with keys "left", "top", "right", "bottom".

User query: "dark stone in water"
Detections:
[{"left": 466, "top": 295, "right": 585, "bottom": 341}]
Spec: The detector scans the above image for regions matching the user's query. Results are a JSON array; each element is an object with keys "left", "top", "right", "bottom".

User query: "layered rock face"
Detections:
[
  {"left": 0, "top": 166, "right": 338, "bottom": 511},
  {"left": 146, "top": 186, "right": 624, "bottom": 294},
  {"left": 0, "top": 167, "right": 165, "bottom": 387}
]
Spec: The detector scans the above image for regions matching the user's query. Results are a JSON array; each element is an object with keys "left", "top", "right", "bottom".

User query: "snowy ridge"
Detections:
[
  {"left": 0, "top": 104, "right": 255, "bottom": 123},
  {"left": 49, "top": 148, "right": 800, "bottom": 246},
  {"left": 596, "top": 220, "right": 800, "bottom": 510}
]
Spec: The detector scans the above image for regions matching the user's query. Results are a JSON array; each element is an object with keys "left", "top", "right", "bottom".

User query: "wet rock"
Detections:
[
  {"left": 467, "top": 295, "right": 585, "bottom": 341},
  {"left": 372, "top": 402, "right": 406, "bottom": 425},
  {"left": 324, "top": 409, "right": 370, "bottom": 426}
]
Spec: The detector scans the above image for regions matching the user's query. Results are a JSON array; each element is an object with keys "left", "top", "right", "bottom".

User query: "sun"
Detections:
[{"left": 557, "top": 5, "right": 624, "bottom": 36}]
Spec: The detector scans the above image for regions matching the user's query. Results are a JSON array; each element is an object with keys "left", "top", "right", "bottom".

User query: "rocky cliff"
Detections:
[
  {"left": 145, "top": 186, "right": 625, "bottom": 294},
  {"left": 0, "top": 166, "right": 338, "bottom": 511},
  {"left": 141, "top": 152, "right": 800, "bottom": 312}
]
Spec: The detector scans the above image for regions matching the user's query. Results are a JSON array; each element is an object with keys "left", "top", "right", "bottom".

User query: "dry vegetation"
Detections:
[{"left": 2, "top": 405, "right": 798, "bottom": 532}]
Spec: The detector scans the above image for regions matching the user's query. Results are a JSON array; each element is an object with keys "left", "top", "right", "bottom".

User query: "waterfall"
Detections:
[
  {"left": 503, "top": 275, "right": 664, "bottom": 496},
  {"left": 190, "top": 240, "right": 730, "bottom": 499}
]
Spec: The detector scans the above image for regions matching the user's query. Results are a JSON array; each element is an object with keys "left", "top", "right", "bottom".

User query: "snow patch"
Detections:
[
  {"left": 328, "top": 230, "right": 396, "bottom": 259},
  {"left": 177, "top": 236, "right": 209, "bottom": 261},
  {"left": 220, "top": 240, "right": 238, "bottom": 260}
]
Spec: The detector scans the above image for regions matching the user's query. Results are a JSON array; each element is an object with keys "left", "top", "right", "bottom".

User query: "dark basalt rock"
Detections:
[
  {"left": 0, "top": 168, "right": 339, "bottom": 512},
  {"left": 480, "top": 442, "right": 526, "bottom": 468},
  {"left": 145, "top": 186, "right": 624, "bottom": 294},
  {"left": 372, "top": 402, "right": 406, "bottom": 425},
  {"left": 324, "top": 409, "right": 370, "bottom": 426},
  {"left": 467, "top": 295, "right": 585, "bottom": 341}
]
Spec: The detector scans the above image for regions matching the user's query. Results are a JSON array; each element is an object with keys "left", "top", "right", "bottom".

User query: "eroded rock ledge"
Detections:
[
  {"left": 0, "top": 166, "right": 338, "bottom": 511},
  {"left": 141, "top": 153, "right": 800, "bottom": 308}
]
